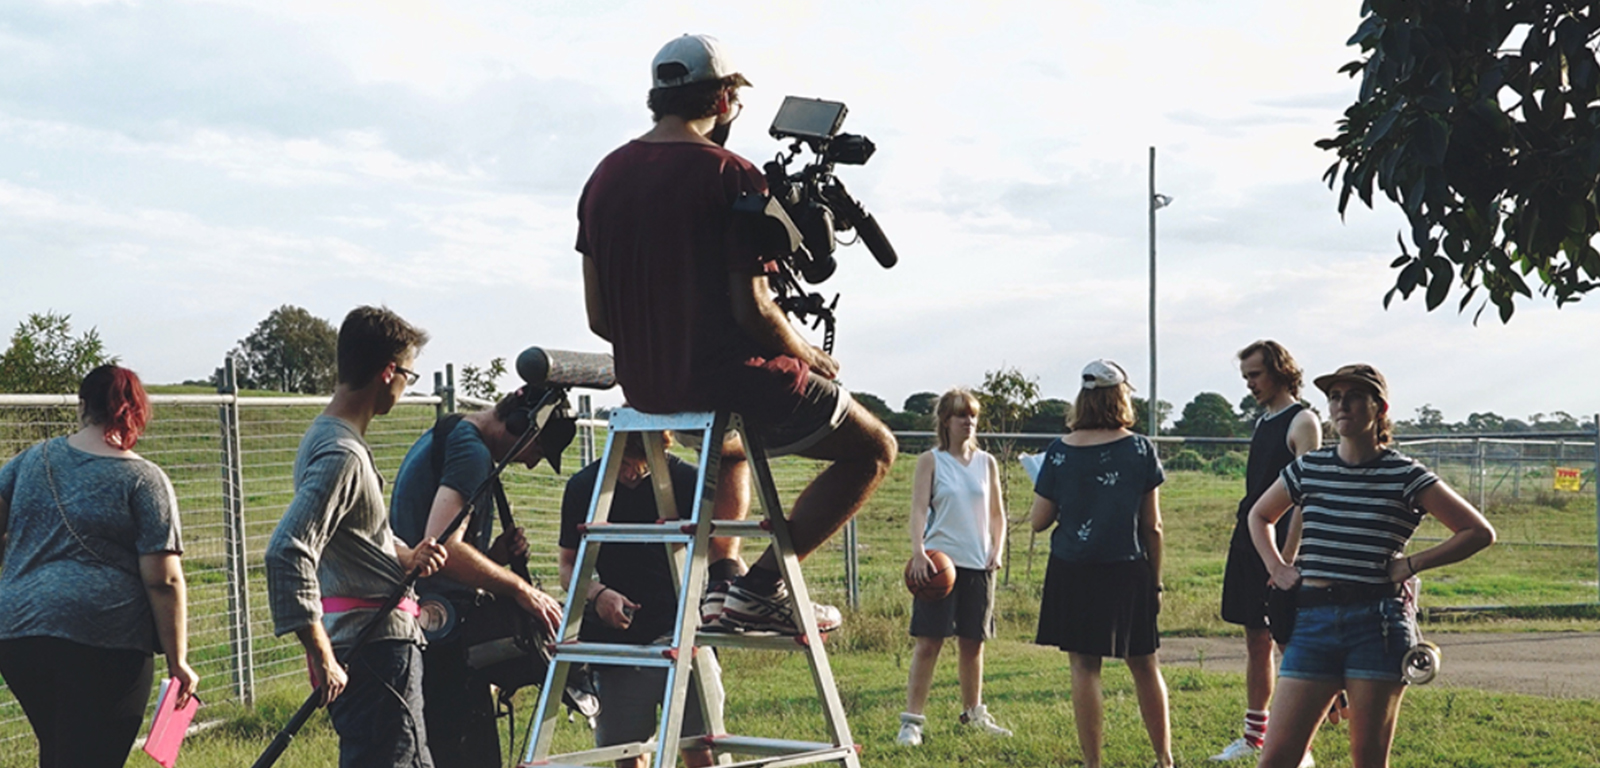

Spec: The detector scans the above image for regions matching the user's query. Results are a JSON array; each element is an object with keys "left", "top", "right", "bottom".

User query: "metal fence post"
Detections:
[
  {"left": 843, "top": 519, "right": 860, "bottom": 611},
  {"left": 433, "top": 372, "right": 445, "bottom": 420},
  {"left": 444, "top": 364, "right": 457, "bottom": 414},
  {"left": 1476, "top": 436, "right": 1487, "bottom": 512},
  {"left": 578, "top": 394, "right": 595, "bottom": 467},
  {"left": 217, "top": 356, "right": 255, "bottom": 705}
]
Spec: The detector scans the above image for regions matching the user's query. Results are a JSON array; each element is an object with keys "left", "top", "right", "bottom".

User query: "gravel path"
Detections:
[{"left": 1159, "top": 632, "right": 1600, "bottom": 699}]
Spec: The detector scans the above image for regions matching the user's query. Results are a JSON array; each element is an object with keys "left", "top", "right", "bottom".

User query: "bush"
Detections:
[
  {"left": 1168, "top": 449, "right": 1206, "bottom": 471},
  {"left": 1208, "top": 451, "right": 1248, "bottom": 478}
]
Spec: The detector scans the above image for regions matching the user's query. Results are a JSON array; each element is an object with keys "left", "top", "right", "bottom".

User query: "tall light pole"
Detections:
[{"left": 1148, "top": 147, "right": 1172, "bottom": 437}]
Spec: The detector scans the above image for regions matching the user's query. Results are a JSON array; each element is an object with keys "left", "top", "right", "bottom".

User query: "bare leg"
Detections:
[
  {"left": 751, "top": 402, "right": 895, "bottom": 568},
  {"left": 1258, "top": 677, "right": 1342, "bottom": 768},
  {"left": 1126, "top": 653, "right": 1173, "bottom": 768},
  {"left": 905, "top": 636, "right": 944, "bottom": 715},
  {"left": 956, "top": 637, "right": 984, "bottom": 712},
  {"left": 710, "top": 433, "right": 749, "bottom": 567},
  {"left": 1068, "top": 652, "right": 1104, "bottom": 768},
  {"left": 1344, "top": 678, "right": 1405, "bottom": 768},
  {"left": 682, "top": 746, "right": 717, "bottom": 768},
  {"left": 1244, "top": 626, "right": 1276, "bottom": 712}
]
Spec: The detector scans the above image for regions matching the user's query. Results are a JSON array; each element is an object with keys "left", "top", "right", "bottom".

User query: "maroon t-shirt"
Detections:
[{"left": 576, "top": 140, "right": 785, "bottom": 413}]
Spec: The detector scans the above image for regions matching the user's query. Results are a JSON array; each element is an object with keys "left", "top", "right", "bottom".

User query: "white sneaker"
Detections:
[
  {"left": 1298, "top": 752, "right": 1316, "bottom": 768},
  {"left": 959, "top": 704, "right": 1012, "bottom": 737},
  {"left": 720, "top": 580, "right": 841, "bottom": 635},
  {"left": 896, "top": 713, "right": 925, "bottom": 746},
  {"left": 1209, "top": 737, "right": 1261, "bottom": 762}
]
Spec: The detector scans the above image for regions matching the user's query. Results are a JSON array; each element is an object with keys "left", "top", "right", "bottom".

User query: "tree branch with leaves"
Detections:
[{"left": 1319, "top": 1, "right": 1600, "bottom": 321}]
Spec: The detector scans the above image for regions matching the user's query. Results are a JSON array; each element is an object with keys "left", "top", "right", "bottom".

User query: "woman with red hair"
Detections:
[{"left": 0, "top": 364, "right": 198, "bottom": 768}]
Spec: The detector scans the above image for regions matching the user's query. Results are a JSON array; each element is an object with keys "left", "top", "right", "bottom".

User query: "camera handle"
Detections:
[{"left": 771, "top": 262, "right": 838, "bottom": 355}]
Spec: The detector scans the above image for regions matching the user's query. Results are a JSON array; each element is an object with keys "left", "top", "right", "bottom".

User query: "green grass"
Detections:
[{"left": 163, "top": 636, "right": 1600, "bottom": 768}]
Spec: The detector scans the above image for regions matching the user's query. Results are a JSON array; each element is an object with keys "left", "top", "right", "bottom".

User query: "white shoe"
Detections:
[
  {"left": 1298, "top": 752, "right": 1316, "bottom": 768},
  {"left": 959, "top": 704, "right": 1012, "bottom": 737},
  {"left": 896, "top": 713, "right": 924, "bottom": 746},
  {"left": 1209, "top": 737, "right": 1261, "bottom": 762}
]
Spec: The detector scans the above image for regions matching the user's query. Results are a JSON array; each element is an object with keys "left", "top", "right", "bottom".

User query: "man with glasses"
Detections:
[
  {"left": 575, "top": 34, "right": 896, "bottom": 634},
  {"left": 265, "top": 305, "right": 449, "bottom": 768}
]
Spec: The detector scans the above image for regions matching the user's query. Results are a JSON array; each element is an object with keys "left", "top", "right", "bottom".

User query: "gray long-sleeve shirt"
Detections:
[{"left": 265, "top": 415, "right": 421, "bottom": 648}]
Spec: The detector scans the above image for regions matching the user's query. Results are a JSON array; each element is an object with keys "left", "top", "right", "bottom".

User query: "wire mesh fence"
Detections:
[
  {"left": 0, "top": 392, "right": 1595, "bottom": 762},
  {"left": 0, "top": 390, "right": 830, "bottom": 764}
]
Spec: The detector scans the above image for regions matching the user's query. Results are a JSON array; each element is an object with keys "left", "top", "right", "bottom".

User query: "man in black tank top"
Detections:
[{"left": 1210, "top": 341, "right": 1322, "bottom": 764}]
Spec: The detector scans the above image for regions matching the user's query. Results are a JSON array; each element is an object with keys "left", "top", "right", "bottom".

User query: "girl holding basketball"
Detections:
[
  {"left": 1031, "top": 360, "right": 1172, "bottom": 768},
  {"left": 897, "top": 388, "right": 1010, "bottom": 747}
]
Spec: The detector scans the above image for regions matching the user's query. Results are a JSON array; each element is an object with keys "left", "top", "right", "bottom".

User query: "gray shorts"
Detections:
[
  {"left": 909, "top": 567, "right": 996, "bottom": 641},
  {"left": 593, "top": 654, "right": 721, "bottom": 748},
  {"left": 676, "top": 373, "right": 852, "bottom": 458}
]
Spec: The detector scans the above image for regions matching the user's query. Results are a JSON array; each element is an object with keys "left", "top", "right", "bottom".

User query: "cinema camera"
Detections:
[{"left": 738, "top": 96, "right": 897, "bottom": 353}]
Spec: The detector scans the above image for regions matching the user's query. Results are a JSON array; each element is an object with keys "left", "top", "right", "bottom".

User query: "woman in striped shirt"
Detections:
[{"left": 1246, "top": 364, "right": 1495, "bottom": 768}]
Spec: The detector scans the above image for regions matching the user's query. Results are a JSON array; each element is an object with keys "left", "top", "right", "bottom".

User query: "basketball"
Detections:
[{"left": 905, "top": 549, "right": 957, "bottom": 601}]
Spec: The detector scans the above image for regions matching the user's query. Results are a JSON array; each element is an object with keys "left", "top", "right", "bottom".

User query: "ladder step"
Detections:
[
  {"left": 695, "top": 631, "right": 817, "bottom": 651},
  {"left": 705, "top": 520, "right": 772, "bottom": 538},
  {"left": 608, "top": 409, "right": 717, "bottom": 431},
  {"left": 706, "top": 735, "right": 850, "bottom": 757},
  {"left": 710, "top": 746, "right": 859, "bottom": 768},
  {"left": 577, "top": 522, "right": 694, "bottom": 544},
  {"left": 553, "top": 641, "right": 681, "bottom": 667},
  {"left": 523, "top": 740, "right": 854, "bottom": 768},
  {"left": 521, "top": 737, "right": 657, "bottom": 766}
]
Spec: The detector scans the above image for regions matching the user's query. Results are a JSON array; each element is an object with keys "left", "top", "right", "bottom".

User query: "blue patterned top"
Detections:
[{"left": 1033, "top": 434, "right": 1164, "bottom": 563}]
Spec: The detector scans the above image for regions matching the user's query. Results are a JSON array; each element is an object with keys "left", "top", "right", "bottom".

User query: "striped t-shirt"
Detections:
[{"left": 1281, "top": 447, "right": 1440, "bottom": 584}]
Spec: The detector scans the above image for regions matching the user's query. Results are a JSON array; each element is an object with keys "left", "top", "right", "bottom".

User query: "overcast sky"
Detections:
[{"left": 2, "top": 0, "right": 1596, "bottom": 426}]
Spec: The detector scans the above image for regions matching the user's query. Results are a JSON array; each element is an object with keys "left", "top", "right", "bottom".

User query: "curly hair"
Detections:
[
  {"left": 1237, "top": 339, "right": 1304, "bottom": 399},
  {"left": 647, "top": 76, "right": 741, "bottom": 122}
]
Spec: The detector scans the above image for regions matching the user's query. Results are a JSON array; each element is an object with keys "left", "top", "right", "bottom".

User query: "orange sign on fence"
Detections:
[{"left": 1554, "top": 467, "right": 1582, "bottom": 492}]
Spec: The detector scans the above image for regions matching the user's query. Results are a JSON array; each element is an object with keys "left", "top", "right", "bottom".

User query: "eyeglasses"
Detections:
[{"left": 394, "top": 365, "right": 421, "bottom": 386}]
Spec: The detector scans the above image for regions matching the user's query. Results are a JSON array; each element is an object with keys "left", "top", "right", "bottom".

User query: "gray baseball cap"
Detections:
[{"left": 652, "top": 34, "right": 752, "bottom": 89}]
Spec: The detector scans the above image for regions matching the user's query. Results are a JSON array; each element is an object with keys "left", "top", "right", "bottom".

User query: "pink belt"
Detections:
[{"left": 322, "top": 596, "right": 420, "bottom": 617}]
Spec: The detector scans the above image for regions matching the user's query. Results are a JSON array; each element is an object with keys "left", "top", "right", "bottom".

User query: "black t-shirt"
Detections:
[{"left": 558, "top": 454, "right": 699, "bottom": 644}]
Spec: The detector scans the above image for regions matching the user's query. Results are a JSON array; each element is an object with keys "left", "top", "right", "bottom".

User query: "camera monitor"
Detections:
[{"left": 770, "top": 96, "right": 848, "bottom": 141}]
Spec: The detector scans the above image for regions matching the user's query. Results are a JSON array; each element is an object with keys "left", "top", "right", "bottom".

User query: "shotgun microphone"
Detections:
[{"left": 515, "top": 347, "right": 616, "bottom": 390}]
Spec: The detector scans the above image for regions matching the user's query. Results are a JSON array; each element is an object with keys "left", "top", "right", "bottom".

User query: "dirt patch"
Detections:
[{"left": 1159, "top": 632, "right": 1600, "bottom": 699}]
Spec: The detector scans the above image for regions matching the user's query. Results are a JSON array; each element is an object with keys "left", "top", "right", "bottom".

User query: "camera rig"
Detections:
[{"left": 738, "top": 96, "right": 897, "bottom": 354}]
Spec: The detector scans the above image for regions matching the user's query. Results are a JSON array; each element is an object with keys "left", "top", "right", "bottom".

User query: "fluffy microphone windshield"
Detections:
[{"left": 515, "top": 347, "right": 616, "bottom": 390}]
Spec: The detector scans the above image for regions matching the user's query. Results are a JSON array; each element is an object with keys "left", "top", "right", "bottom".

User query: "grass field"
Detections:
[{"left": 1, "top": 403, "right": 1598, "bottom": 766}]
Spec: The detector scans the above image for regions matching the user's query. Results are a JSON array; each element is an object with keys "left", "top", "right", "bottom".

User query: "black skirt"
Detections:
[{"left": 1035, "top": 556, "right": 1160, "bottom": 658}]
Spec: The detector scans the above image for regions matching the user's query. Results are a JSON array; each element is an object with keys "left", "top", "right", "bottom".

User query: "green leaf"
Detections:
[{"left": 1425, "top": 255, "right": 1453, "bottom": 309}]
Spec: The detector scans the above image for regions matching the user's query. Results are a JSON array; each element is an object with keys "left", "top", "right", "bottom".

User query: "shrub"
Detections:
[
  {"left": 1168, "top": 449, "right": 1206, "bottom": 472},
  {"left": 1209, "top": 451, "right": 1248, "bottom": 478}
]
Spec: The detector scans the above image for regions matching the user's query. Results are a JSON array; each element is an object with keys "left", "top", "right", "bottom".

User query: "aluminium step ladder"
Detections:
[{"left": 520, "top": 408, "right": 859, "bottom": 768}]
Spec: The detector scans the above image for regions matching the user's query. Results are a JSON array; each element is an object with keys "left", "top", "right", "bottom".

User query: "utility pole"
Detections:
[{"left": 1147, "top": 148, "right": 1172, "bottom": 437}]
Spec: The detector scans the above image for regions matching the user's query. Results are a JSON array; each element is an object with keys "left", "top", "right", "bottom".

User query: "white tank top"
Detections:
[{"left": 922, "top": 448, "right": 993, "bottom": 570}]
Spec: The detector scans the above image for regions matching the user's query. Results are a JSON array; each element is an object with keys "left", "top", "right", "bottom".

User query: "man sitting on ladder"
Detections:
[{"left": 575, "top": 32, "right": 897, "bottom": 633}]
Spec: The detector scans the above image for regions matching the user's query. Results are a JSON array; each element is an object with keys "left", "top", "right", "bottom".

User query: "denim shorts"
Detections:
[{"left": 1278, "top": 597, "right": 1417, "bottom": 683}]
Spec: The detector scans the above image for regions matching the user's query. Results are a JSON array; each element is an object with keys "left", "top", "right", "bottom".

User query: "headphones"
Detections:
[{"left": 504, "top": 386, "right": 578, "bottom": 473}]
